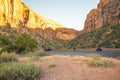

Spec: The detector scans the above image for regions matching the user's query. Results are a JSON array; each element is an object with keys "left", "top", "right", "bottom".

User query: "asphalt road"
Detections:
[{"left": 46, "top": 49, "right": 120, "bottom": 58}]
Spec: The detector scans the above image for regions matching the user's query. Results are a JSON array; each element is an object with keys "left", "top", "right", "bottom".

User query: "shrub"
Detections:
[
  {"left": 32, "top": 56, "right": 40, "bottom": 61},
  {"left": 23, "top": 49, "right": 46, "bottom": 61},
  {"left": 0, "top": 52, "right": 17, "bottom": 63},
  {"left": 0, "top": 62, "right": 41, "bottom": 80},
  {"left": 0, "top": 36, "right": 15, "bottom": 53},
  {"left": 28, "top": 49, "right": 45, "bottom": 57},
  {"left": 89, "top": 60, "right": 114, "bottom": 67},
  {"left": 32, "top": 49, "right": 45, "bottom": 57},
  {"left": 49, "top": 64, "right": 56, "bottom": 68},
  {"left": 86, "top": 53, "right": 101, "bottom": 60},
  {"left": 15, "top": 33, "right": 38, "bottom": 53},
  {"left": 87, "top": 53, "right": 114, "bottom": 67}
]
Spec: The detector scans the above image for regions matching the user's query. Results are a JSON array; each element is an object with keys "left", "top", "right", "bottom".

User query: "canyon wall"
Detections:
[
  {"left": 84, "top": 0, "right": 120, "bottom": 32},
  {"left": 0, "top": 0, "right": 65, "bottom": 29},
  {"left": 0, "top": 0, "right": 78, "bottom": 40}
]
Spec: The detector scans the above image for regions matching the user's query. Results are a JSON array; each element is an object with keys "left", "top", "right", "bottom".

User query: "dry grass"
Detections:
[{"left": 18, "top": 55, "right": 120, "bottom": 80}]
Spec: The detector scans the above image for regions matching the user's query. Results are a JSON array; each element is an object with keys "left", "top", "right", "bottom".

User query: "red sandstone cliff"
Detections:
[
  {"left": 0, "top": 0, "right": 65, "bottom": 29},
  {"left": 84, "top": 0, "right": 120, "bottom": 32},
  {"left": 0, "top": 0, "right": 78, "bottom": 40}
]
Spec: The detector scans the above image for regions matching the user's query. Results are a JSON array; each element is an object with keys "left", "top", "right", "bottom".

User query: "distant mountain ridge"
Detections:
[{"left": 0, "top": 0, "right": 78, "bottom": 40}]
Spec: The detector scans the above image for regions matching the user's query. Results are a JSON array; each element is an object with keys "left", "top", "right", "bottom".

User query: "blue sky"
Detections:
[{"left": 23, "top": 0, "right": 99, "bottom": 30}]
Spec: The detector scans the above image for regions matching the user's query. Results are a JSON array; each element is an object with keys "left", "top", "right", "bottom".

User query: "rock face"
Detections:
[
  {"left": 0, "top": 0, "right": 64, "bottom": 29},
  {"left": 16, "top": 27, "right": 78, "bottom": 40},
  {"left": 55, "top": 28, "right": 78, "bottom": 40},
  {"left": 0, "top": 0, "right": 78, "bottom": 40},
  {"left": 84, "top": 0, "right": 120, "bottom": 32}
]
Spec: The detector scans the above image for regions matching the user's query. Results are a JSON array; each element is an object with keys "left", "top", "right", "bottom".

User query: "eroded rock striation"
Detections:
[
  {"left": 0, "top": 0, "right": 78, "bottom": 40},
  {"left": 0, "top": 0, "right": 65, "bottom": 29},
  {"left": 84, "top": 0, "right": 120, "bottom": 32}
]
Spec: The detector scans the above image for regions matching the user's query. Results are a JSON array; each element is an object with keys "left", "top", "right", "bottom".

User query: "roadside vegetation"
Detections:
[
  {"left": 87, "top": 54, "right": 114, "bottom": 67},
  {"left": 0, "top": 62, "right": 41, "bottom": 80},
  {"left": 0, "top": 52, "right": 17, "bottom": 63},
  {"left": 49, "top": 64, "right": 56, "bottom": 68},
  {"left": 0, "top": 33, "right": 38, "bottom": 53},
  {"left": 0, "top": 32, "right": 44, "bottom": 80},
  {"left": 68, "top": 24, "right": 120, "bottom": 48},
  {"left": 0, "top": 51, "right": 42, "bottom": 80}
]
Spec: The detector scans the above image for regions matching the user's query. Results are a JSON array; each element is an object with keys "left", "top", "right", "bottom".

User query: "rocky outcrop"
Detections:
[
  {"left": 0, "top": 0, "right": 78, "bottom": 40},
  {"left": 55, "top": 28, "right": 78, "bottom": 40},
  {"left": 84, "top": 0, "right": 120, "bottom": 32}
]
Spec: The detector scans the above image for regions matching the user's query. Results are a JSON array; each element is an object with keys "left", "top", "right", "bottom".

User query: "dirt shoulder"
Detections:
[{"left": 19, "top": 55, "right": 120, "bottom": 80}]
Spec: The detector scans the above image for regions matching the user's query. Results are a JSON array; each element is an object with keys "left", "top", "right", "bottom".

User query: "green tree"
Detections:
[
  {"left": 15, "top": 33, "right": 38, "bottom": 53},
  {"left": 0, "top": 36, "right": 14, "bottom": 53}
]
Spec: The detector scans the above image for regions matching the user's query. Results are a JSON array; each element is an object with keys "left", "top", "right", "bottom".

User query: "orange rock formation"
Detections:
[
  {"left": 0, "top": 0, "right": 78, "bottom": 40},
  {"left": 84, "top": 0, "right": 120, "bottom": 32},
  {"left": 0, "top": 0, "right": 65, "bottom": 30}
]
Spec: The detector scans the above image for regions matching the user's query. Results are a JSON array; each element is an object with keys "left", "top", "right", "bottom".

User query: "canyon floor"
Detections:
[{"left": 19, "top": 55, "right": 120, "bottom": 80}]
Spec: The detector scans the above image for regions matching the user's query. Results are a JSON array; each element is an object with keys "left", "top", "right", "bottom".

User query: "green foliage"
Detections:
[
  {"left": 0, "top": 62, "right": 41, "bottom": 80},
  {"left": 15, "top": 33, "right": 38, "bottom": 53},
  {"left": 32, "top": 56, "right": 40, "bottom": 61},
  {"left": 32, "top": 49, "right": 45, "bottom": 56},
  {"left": 0, "top": 25, "right": 68, "bottom": 50},
  {"left": 42, "top": 39, "right": 67, "bottom": 50},
  {"left": 87, "top": 54, "right": 114, "bottom": 67},
  {"left": 0, "top": 35, "right": 15, "bottom": 52},
  {"left": 68, "top": 24, "right": 120, "bottom": 48},
  {"left": 27, "top": 49, "right": 46, "bottom": 57},
  {"left": 21, "top": 49, "right": 46, "bottom": 61},
  {"left": 0, "top": 52, "right": 17, "bottom": 63},
  {"left": 0, "top": 33, "right": 39, "bottom": 54},
  {"left": 86, "top": 54, "right": 101, "bottom": 60},
  {"left": 89, "top": 60, "right": 114, "bottom": 67},
  {"left": 49, "top": 64, "right": 56, "bottom": 68}
]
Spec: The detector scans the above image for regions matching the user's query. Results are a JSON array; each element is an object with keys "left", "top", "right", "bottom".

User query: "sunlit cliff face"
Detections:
[
  {"left": 0, "top": 0, "right": 79, "bottom": 40},
  {"left": 0, "top": 0, "right": 65, "bottom": 30}
]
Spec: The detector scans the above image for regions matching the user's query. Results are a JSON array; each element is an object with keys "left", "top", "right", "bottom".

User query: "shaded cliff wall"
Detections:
[{"left": 84, "top": 0, "right": 120, "bottom": 32}]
